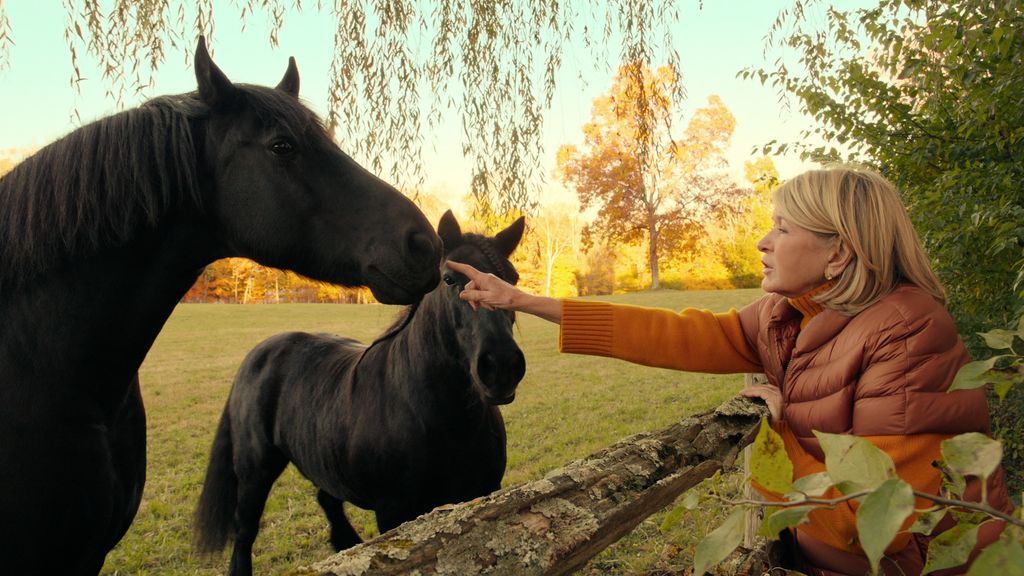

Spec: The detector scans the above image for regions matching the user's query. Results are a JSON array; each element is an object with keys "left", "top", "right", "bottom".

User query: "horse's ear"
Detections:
[
  {"left": 494, "top": 216, "right": 525, "bottom": 258},
  {"left": 276, "top": 56, "right": 300, "bottom": 98},
  {"left": 195, "top": 36, "right": 237, "bottom": 110},
  {"left": 437, "top": 210, "right": 461, "bottom": 254}
]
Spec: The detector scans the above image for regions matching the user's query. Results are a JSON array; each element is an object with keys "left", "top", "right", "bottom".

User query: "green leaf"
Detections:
[
  {"left": 965, "top": 535, "right": 1024, "bottom": 576},
  {"left": 750, "top": 418, "right": 793, "bottom": 494},
  {"left": 857, "top": 479, "right": 915, "bottom": 574},
  {"left": 994, "top": 381, "right": 1014, "bottom": 401},
  {"left": 681, "top": 490, "right": 700, "bottom": 510},
  {"left": 934, "top": 459, "right": 968, "bottom": 499},
  {"left": 759, "top": 505, "right": 815, "bottom": 539},
  {"left": 787, "top": 472, "right": 834, "bottom": 499},
  {"left": 660, "top": 504, "right": 685, "bottom": 533},
  {"left": 815, "top": 431, "right": 895, "bottom": 493},
  {"left": 941, "top": 433, "right": 1003, "bottom": 482},
  {"left": 692, "top": 508, "right": 746, "bottom": 576},
  {"left": 922, "top": 522, "right": 980, "bottom": 574},
  {"left": 949, "top": 510, "right": 991, "bottom": 527},
  {"left": 897, "top": 60, "right": 919, "bottom": 80},
  {"left": 979, "top": 329, "right": 1018, "bottom": 350},
  {"left": 1016, "top": 313, "right": 1024, "bottom": 336},
  {"left": 950, "top": 356, "right": 1012, "bottom": 392},
  {"left": 909, "top": 507, "right": 947, "bottom": 536}
]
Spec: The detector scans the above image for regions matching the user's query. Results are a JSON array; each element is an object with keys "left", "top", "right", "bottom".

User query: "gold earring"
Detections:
[{"left": 825, "top": 271, "right": 834, "bottom": 281}]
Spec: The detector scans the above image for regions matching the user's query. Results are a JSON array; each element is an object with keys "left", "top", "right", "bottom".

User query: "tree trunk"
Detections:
[
  {"left": 308, "top": 396, "right": 770, "bottom": 576},
  {"left": 648, "top": 223, "right": 660, "bottom": 290}
]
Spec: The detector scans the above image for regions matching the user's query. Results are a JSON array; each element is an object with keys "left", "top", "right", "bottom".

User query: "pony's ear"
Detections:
[
  {"left": 276, "top": 56, "right": 300, "bottom": 98},
  {"left": 494, "top": 216, "right": 525, "bottom": 258},
  {"left": 195, "top": 36, "right": 237, "bottom": 110},
  {"left": 437, "top": 210, "right": 461, "bottom": 254}
]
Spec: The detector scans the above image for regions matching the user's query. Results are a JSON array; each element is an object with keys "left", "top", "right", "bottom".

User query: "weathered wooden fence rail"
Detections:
[{"left": 307, "top": 395, "right": 771, "bottom": 576}]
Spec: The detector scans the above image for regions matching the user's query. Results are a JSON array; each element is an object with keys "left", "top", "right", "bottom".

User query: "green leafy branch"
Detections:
[
  {"left": 721, "top": 487, "right": 1023, "bottom": 529},
  {"left": 948, "top": 314, "right": 1024, "bottom": 401},
  {"left": 684, "top": 421, "right": 1024, "bottom": 575}
]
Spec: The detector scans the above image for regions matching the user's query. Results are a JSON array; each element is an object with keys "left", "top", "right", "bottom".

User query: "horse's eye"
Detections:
[
  {"left": 270, "top": 139, "right": 295, "bottom": 156},
  {"left": 442, "top": 275, "right": 456, "bottom": 286}
]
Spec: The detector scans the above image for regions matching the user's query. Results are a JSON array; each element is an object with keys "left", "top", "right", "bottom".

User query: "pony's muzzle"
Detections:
[{"left": 475, "top": 347, "right": 526, "bottom": 405}]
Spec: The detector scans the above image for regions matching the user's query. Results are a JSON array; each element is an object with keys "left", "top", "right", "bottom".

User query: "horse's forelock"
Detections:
[
  {"left": 236, "top": 85, "right": 328, "bottom": 144},
  {"left": 462, "top": 233, "right": 519, "bottom": 286}
]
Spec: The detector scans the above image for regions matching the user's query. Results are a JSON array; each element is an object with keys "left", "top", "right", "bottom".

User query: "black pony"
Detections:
[
  {"left": 194, "top": 211, "right": 527, "bottom": 576},
  {"left": 0, "top": 38, "right": 441, "bottom": 575}
]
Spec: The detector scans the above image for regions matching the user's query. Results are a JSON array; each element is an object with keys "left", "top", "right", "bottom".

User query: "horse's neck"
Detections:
[
  {"left": 364, "top": 298, "right": 471, "bottom": 399},
  {"left": 2, "top": 212, "right": 216, "bottom": 412}
]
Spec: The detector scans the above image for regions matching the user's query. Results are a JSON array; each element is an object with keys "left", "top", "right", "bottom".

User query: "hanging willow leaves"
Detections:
[
  {"left": 0, "top": 4, "right": 11, "bottom": 72},
  {"left": 7, "top": 0, "right": 692, "bottom": 211}
]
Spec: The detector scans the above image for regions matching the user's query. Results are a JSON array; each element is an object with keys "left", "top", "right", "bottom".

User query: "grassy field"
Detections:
[{"left": 100, "top": 288, "right": 763, "bottom": 575}]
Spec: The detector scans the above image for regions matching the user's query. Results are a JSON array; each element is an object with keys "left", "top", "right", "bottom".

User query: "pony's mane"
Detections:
[
  {"left": 0, "top": 83, "right": 323, "bottom": 288},
  {"left": 372, "top": 231, "right": 519, "bottom": 346}
]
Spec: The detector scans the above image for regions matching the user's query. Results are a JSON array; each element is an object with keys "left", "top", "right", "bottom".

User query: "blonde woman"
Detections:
[{"left": 447, "top": 167, "right": 1013, "bottom": 575}]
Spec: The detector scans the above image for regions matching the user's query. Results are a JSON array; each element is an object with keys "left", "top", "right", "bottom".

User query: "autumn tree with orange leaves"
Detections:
[{"left": 557, "top": 62, "right": 743, "bottom": 289}]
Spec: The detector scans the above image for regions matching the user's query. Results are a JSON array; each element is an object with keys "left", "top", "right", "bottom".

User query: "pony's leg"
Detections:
[
  {"left": 374, "top": 504, "right": 420, "bottom": 535},
  {"left": 228, "top": 452, "right": 287, "bottom": 576},
  {"left": 316, "top": 489, "right": 363, "bottom": 551}
]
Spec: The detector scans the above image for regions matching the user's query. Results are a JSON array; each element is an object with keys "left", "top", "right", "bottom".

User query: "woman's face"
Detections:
[{"left": 757, "top": 210, "right": 837, "bottom": 297}]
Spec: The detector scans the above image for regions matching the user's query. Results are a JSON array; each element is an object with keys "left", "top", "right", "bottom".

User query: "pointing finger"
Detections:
[{"left": 446, "top": 260, "right": 482, "bottom": 280}]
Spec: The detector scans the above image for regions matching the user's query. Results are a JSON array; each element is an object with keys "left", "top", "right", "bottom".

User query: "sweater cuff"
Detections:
[{"left": 559, "top": 300, "right": 614, "bottom": 356}]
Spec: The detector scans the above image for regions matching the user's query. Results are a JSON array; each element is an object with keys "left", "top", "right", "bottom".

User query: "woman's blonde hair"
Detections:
[{"left": 774, "top": 166, "right": 944, "bottom": 315}]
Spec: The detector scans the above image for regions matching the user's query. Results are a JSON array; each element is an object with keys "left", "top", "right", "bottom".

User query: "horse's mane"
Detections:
[
  {"left": 0, "top": 84, "right": 322, "bottom": 288},
  {"left": 0, "top": 94, "right": 205, "bottom": 285}
]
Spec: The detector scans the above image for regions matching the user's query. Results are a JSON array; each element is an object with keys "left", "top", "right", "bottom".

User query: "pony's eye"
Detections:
[
  {"left": 270, "top": 139, "right": 296, "bottom": 156},
  {"left": 442, "top": 275, "right": 456, "bottom": 286}
]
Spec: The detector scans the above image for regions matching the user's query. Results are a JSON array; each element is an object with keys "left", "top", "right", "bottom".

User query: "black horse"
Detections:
[
  {"left": 194, "top": 211, "right": 526, "bottom": 575},
  {"left": 0, "top": 38, "right": 442, "bottom": 575}
]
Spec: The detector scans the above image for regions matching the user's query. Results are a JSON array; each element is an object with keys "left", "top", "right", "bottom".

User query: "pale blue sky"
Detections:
[{"left": 0, "top": 2, "right": 863, "bottom": 205}]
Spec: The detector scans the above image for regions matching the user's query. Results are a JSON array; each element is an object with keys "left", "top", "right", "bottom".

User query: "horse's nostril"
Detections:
[
  {"left": 476, "top": 351, "right": 501, "bottom": 383},
  {"left": 406, "top": 230, "right": 438, "bottom": 264},
  {"left": 477, "top": 350, "right": 525, "bottom": 384},
  {"left": 479, "top": 351, "right": 496, "bottom": 374},
  {"left": 512, "top": 349, "right": 526, "bottom": 381}
]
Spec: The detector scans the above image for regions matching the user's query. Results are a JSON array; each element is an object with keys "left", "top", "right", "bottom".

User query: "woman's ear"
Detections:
[{"left": 826, "top": 239, "right": 854, "bottom": 279}]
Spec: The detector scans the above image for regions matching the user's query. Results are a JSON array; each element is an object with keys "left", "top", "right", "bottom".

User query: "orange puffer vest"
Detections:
[
  {"left": 738, "top": 284, "right": 994, "bottom": 455},
  {"left": 738, "top": 284, "right": 1013, "bottom": 575}
]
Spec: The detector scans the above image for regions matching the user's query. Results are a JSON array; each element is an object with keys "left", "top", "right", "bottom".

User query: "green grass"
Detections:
[{"left": 100, "top": 288, "right": 763, "bottom": 575}]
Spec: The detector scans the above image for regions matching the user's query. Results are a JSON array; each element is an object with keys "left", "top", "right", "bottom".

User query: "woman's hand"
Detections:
[
  {"left": 445, "top": 260, "right": 521, "bottom": 312},
  {"left": 738, "top": 384, "right": 782, "bottom": 421},
  {"left": 445, "top": 260, "right": 563, "bottom": 323}
]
